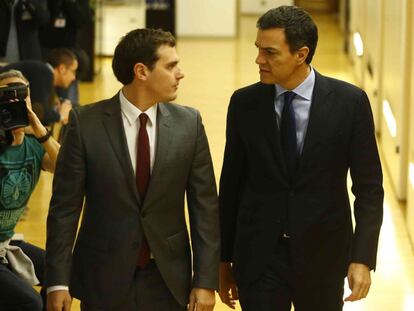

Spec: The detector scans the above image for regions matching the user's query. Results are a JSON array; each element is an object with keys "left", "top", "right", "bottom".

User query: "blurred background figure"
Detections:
[
  {"left": 0, "top": 0, "right": 49, "bottom": 63},
  {"left": 39, "top": 0, "right": 92, "bottom": 107}
]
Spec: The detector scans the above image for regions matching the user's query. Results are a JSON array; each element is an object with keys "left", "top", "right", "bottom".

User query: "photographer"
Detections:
[
  {"left": 0, "top": 69, "right": 59, "bottom": 311},
  {"left": 0, "top": 48, "right": 77, "bottom": 127}
]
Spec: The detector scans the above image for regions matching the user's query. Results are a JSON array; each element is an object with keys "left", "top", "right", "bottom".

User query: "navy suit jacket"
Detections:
[{"left": 219, "top": 71, "right": 384, "bottom": 287}]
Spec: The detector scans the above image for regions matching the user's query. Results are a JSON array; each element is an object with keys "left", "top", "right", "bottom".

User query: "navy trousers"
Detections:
[{"left": 238, "top": 238, "right": 344, "bottom": 311}]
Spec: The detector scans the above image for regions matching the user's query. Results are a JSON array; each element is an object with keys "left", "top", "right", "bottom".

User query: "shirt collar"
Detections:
[
  {"left": 119, "top": 90, "right": 157, "bottom": 126},
  {"left": 275, "top": 66, "right": 315, "bottom": 100}
]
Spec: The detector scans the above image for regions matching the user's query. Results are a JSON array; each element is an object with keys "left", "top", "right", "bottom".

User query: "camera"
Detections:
[{"left": 0, "top": 82, "right": 29, "bottom": 130}]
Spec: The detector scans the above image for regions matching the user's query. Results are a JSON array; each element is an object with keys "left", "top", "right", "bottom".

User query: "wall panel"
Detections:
[
  {"left": 406, "top": 0, "right": 414, "bottom": 244},
  {"left": 240, "top": 0, "right": 293, "bottom": 14},
  {"left": 380, "top": 0, "right": 410, "bottom": 200},
  {"left": 176, "top": 0, "right": 236, "bottom": 37},
  {"left": 362, "top": 0, "right": 383, "bottom": 132}
]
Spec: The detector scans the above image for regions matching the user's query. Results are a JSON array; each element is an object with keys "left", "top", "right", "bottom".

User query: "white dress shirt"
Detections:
[{"left": 119, "top": 90, "right": 157, "bottom": 173}]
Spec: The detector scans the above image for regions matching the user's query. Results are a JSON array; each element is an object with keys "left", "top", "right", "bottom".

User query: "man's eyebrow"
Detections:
[
  {"left": 255, "top": 42, "right": 276, "bottom": 50},
  {"left": 255, "top": 44, "right": 278, "bottom": 53},
  {"left": 166, "top": 60, "right": 179, "bottom": 66}
]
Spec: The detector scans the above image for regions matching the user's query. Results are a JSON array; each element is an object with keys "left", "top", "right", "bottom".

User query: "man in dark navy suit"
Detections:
[{"left": 219, "top": 6, "right": 383, "bottom": 311}]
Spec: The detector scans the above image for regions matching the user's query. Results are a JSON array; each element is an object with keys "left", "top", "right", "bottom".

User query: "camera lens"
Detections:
[
  {"left": 0, "top": 101, "right": 29, "bottom": 130},
  {"left": 0, "top": 108, "right": 12, "bottom": 125}
]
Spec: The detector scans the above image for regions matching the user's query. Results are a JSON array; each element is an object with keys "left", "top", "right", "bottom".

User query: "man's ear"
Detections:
[
  {"left": 134, "top": 63, "right": 149, "bottom": 80},
  {"left": 296, "top": 46, "right": 309, "bottom": 65},
  {"left": 57, "top": 63, "right": 67, "bottom": 74}
]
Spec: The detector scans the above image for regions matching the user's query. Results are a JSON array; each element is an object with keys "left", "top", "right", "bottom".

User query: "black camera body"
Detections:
[{"left": 0, "top": 82, "right": 29, "bottom": 130}]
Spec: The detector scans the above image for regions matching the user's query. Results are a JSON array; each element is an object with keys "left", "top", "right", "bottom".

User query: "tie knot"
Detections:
[
  {"left": 284, "top": 91, "right": 296, "bottom": 106},
  {"left": 139, "top": 113, "right": 148, "bottom": 127}
]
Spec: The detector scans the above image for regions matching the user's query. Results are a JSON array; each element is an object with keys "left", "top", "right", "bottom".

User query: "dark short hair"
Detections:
[
  {"left": 112, "top": 28, "right": 176, "bottom": 85},
  {"left": 47, "top": 48, "right": 77, "bottom": 68},
  {"left": 257, "top": 5, "right": 318, "bottom": 64}
]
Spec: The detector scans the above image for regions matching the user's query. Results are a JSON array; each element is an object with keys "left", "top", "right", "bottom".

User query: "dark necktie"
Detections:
[
  {"left": 136, "top": 113, "right": 151, "bottom": 268},
  {"left": 281, "top": 91, "right": 297, "bottom": 178}
]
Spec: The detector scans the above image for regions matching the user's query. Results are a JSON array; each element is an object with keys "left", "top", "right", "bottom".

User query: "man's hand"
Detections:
[
  {"left": 25, "top": 102, "right": 47, "bottom": 138},
  {"left": 218, "top": 262, "right": 238, "bottom": 309},
  {"left": 47, "top": 290, "right": 72, "bottom": 311},
  {"left": 344, "top": 262, "right": 371, "bottom": 302},
  {"left": 58, "top": 99, "right": 72, "bottom": 125},
  {"left": 188, "top": 288, "right": 215, "bottom": 311}
]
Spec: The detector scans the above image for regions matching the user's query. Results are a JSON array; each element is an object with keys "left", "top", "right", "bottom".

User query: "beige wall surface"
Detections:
[
  {"left": 406, "top": 0, "right": 414, "bottom": 248},
  {"left": 362, "top": 0, "right": 383, "bottom": 132},
  {"left": 176, "top": 0, "right": 237, "bottom": 37},
  {"left": 380, "top": 0, "right": 410, "bottom": 200}
]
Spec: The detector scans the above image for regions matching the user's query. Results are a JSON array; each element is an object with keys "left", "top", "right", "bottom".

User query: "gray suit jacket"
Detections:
[{"left": 45, "top": 93, "right": 220, "bottom": 308}]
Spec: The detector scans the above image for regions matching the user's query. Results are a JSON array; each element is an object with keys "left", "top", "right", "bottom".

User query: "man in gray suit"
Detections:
[{"left": 45, "top": 28, "right": 220, "bottom": 311}]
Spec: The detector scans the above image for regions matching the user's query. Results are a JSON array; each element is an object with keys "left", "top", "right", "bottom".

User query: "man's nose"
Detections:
[
  {"left": 256, "top": 53, "right": 265, "bottom": 64},
  {"left": 177, "top": 69, "right": 184, "bottom": 80}
]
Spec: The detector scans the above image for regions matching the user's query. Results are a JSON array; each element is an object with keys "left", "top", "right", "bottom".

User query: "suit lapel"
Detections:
[
  {"left": 296, "top": 71, "right": 333, "bottom": 176},
  {"left": 142, "top": 103, "right": 172, "bottom": 212},
  {"left": 102, "top": 94, "right": 141, "bottom": 206}
]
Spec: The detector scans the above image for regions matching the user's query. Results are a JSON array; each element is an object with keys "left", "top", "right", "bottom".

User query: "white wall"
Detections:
[
  {"left": 348, "top": 0, "right": 365, "bottom": 86},
  {"left": 379, "top": 0, "right": 410, "bottom": 200},
  {"left": 176, "top": 0, "right": 236, "bottom": 37},
  {"left": 362, "top": 0, "right": 383, "bottom": 133},
  {"left": 98, "top": 1, "right": 146, "bottom": 55},
  {"left": 240, "top": 0, "right": 293, "bottom": 14},
  {"left": 406, "top": 0, "right": 414, "bottom": 245}
]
